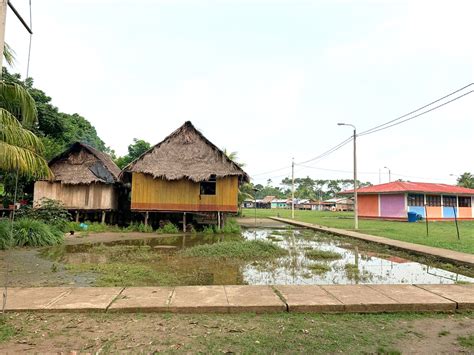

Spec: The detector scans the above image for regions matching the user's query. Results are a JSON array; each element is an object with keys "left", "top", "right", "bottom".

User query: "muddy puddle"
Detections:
[{"left": 2, "top": 228, "right": 473, "bottom": 287}]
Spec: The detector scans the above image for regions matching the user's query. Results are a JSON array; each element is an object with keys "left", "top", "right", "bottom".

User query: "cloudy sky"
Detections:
[{"left": 6, "top": 0, "right": 474, "bottom": 186}]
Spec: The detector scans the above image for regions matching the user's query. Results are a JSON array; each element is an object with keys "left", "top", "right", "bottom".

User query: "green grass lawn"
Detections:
[{"left": 242, "top": 209, "right": 474, "bottom": 254}]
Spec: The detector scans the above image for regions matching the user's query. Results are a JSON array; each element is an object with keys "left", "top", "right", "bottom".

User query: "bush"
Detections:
[
  {"left": 157, "top": 222, "right": 179, "bottom": 234},
  {"left": 12, "top": 218, "right": 64, "bottom": 247},
  {"left": 125, "top": 222, "right": 153, "bottom": 233},
  {"left": 0, "top": 220, "right": 13, "bottom": 250},
  {"left": 16, "top": 198, "right": 71, "bottom": 231},
  {"left": 200, "top": 219, "right": 241, "bottom": 234}
]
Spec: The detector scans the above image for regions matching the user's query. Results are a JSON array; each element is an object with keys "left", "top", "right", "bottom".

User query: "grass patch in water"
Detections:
[
  {"left": 308, "top": 263, "right": 331, "bottom": 274},
  {"left": 179, "top": 240, "right": 287, "bottom": 260},
  {"left": 66, "top": 262, "right": 177, "bottom": 286},
  {"left": 305, "top": 249, "right": 342, "bottom": 261}
]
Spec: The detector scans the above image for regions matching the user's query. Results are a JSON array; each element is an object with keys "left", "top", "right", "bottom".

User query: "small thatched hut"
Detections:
[
  {"left": 121, "top": 121, "right": 249, "bottom": 227},
  {"left": 33, "top": 142, "right": 122, "bottom": 222}
]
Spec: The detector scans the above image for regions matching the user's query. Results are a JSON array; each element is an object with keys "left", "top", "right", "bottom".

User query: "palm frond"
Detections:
[
  {"left": 0, "top": 81, "right": 38, "bottom": 127},
  {"left": 3, "top": 43, "right": 16, "bottom": 67},
  {"left": 0, "top": 141, "right": 51, "bottom": 179},
  {"left": 0, "top": 108, "right": 44, "bottom": 154}
]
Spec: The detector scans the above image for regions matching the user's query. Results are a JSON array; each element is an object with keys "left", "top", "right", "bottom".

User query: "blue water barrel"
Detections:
[{"left": 407, "top": 211, "right": 418, "bottom": 222}]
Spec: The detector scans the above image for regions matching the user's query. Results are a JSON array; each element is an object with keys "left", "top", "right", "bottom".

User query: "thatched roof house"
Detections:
[
  {"left": 122, "top": 121, "right": 249, "bottom": 213},
  {"left": 34, "top": 142, "right": 121, "bottom": 211}
]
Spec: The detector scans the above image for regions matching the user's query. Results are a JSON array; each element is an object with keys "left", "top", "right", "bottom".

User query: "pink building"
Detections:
[{"left": 347, "top": 182, "right": 474, "bottom": 220}]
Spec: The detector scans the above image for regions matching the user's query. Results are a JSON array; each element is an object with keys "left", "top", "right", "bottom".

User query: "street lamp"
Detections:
[
  {"left": 384, "top": 166, "right": 391, "bottom": 182},
  {"left": 337, "top": 123, "right": 358, "bottom": 230}
]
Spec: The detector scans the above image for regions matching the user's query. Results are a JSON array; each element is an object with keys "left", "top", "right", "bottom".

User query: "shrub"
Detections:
[
  {"left": 157, "top": 222, "right": 179, "bottom": 234},
  {"left": 12, "top": 218, "right": 64, "bottom": 247},
  {"left": 0, "top": 220, "right": 13, "bottom": 250},
  {"left": 220, "top": 219, "right": 241, "bottom": 234},
  {"left": 126, "top": 222, "right": 153, "bottom": 233},
  {"left": 179, "top": 239, "right": 287, "bottom": 260},
  {"left": 16, "top": 198, "right": 71, "bottom": 231}
]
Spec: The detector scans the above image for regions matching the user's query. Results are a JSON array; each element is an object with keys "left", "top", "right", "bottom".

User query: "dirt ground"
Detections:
[{"left": 0, "top": 312, "right": 473, "bottom": 354}]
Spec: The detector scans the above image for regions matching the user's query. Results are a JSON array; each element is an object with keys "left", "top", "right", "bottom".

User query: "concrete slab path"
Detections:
[
  {"left": 1, "top": 284, "right": 473, "bottom": 314},
  {"left": 269, "top": 217, "right": 474, "bottom": 267}
]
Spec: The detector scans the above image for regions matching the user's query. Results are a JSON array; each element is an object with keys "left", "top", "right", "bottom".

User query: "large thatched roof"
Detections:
[
  {"left": 122, "top": 121, "right": 249, "bottom": 182},
  {"left": 48, "top": 142, "right": 121, "bottom": 185}
]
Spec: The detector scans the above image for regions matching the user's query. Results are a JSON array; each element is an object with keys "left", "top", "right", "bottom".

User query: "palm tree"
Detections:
[
  {"left": 457, "top": 172, "right": 474, "bottom": 189},
  {"left": 1, "top": 46, "right": 51, "bottom": 178}
]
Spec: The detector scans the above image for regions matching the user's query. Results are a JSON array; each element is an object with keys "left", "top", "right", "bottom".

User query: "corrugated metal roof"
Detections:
[{"left": 344, "top": 181, "right": 474, "bottom": 195}]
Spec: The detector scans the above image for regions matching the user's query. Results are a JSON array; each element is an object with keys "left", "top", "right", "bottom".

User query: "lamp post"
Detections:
[
  {"left": 384, "top": 166, "right": 391, "bottom": 182},
  {"left": 337, "top": 123, "right": 358, "bottom": 230}
]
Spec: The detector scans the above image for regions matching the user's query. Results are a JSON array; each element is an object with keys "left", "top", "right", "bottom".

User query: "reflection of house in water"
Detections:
[{"left": 364, "top": 252, "right": 411, "bottom": 264}]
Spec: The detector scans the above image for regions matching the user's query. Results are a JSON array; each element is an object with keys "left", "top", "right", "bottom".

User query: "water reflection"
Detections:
[
  {"left": 240, "top": 229, "right": 474, "bottom": 285},
  {"left": 43, "top": 228, "right": 474, "bottom": 286}
]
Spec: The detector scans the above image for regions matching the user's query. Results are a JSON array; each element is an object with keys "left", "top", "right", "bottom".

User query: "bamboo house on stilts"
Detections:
[
  {"left": 33, "top": 142, "right": 122, "bottom": 224},
  {"left": 121, "top": 121, "right": 249, "bottom": 230}
]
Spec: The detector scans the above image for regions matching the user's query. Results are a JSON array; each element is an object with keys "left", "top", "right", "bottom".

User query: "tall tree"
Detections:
[
  {"left": 115, "top": 138, "right": 151, "bottom": 169},
  {"left": 457, "top": 172, "right": 474, "bottom": 189}
]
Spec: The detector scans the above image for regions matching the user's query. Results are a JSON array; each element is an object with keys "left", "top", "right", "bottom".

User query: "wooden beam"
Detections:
[
  {"left": 101, "top": 211, "right": 106, "bottom": 224},
  {"left": 183, "top": 212, "right": 187, "bottom": 232}
]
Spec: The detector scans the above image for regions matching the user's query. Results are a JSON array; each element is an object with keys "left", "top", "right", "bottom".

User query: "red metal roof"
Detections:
[{"left": 344, "top": 181, "right": 474, "bottom": 195}]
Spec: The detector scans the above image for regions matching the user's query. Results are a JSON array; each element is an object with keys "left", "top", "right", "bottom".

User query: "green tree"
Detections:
[
  {"left": 115, "top": 138, "right": 151, "bottom": 169},
  {"left": 457, "top": 172, "right": 474, "bottom": 189}
]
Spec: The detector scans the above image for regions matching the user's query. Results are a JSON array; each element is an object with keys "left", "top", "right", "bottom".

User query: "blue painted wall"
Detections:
[
  {"left": 443, "top": 207, "right": 458, "bottom": 218},
  {"left": 408, "top": 206, "right": 425, "bottom": 218}
]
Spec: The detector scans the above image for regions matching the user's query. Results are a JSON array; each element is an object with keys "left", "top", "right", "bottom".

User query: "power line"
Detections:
[
  {"left": 359, "top": 84, "right": 474, "bottom": 136},
  {"left": 297, "top": 164, "right": 379, "bottom": 175},
  {"left": 252, "top": 165, "right": 291, "bottom": 177},
  {"left": 296, "top": 135, "right": 353, "bottom": 165}
]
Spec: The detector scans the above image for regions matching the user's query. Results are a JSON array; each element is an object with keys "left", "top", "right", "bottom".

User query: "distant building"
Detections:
[
  {"left": 324, "top": 197, "right": 354, "bottom": 211},
  {"left": 271, "top": 199, "right": 289, "bottom": 209},
  {"left": 345, "top": 181, "right": 474, "bottom": 220}
]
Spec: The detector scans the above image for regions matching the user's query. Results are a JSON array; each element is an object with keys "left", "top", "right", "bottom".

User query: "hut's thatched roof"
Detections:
[
  {"left": 122, "top": 121, "right": 249, "bottom": 182},
  {"left": 48, "top": 142, "right": 121, "bottom": 185}
]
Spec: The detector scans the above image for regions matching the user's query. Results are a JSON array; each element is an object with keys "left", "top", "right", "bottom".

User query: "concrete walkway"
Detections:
[
  {"left": 270, "top": 217, "right": 474, "bottom": 267},
  {"left": 2, "top": 284, "right": 473, "bottom": 313}
]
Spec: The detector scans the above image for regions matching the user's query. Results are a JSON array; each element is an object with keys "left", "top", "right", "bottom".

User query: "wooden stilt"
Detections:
[
  {"left": 101, "top": 211, "right": 106, "bottom": 224},
  {"left": 217, "top": 212, "right": 221, "bottom": 231},
  {"left": 75, "top": 211, "right": 79, "bottom": 223},
  {"left": 144, "top": 211, "right": 149, "bottom": 226},
  {"left": 183, "top": 212, "right": 187, "bottom": 232}
]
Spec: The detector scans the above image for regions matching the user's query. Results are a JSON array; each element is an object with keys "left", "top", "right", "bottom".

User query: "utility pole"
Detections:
[
  {"left": 384, "top": 166, "right": 391, "bottom": 182},
  {"left": 338, "top": 123, "right": 358, "bottom": 230},
  {"left": 0, "top": 0, "right": 8, "bottom": 74},
  {"left": 291, "top": 157, "right": 295, "bottom": 219}
]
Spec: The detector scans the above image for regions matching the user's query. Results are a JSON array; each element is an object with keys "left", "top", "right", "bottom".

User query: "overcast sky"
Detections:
[{"left": 6, "top": 0, "right": 474, "bottom": 186}]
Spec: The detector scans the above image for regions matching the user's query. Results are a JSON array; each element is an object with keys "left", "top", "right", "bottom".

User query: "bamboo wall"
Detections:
[
  {"left": 131, "top": 173, "right": 239, "bottom": 212},
  {"left": 34, "top": 181, "right": 118, "bottom": 210}
]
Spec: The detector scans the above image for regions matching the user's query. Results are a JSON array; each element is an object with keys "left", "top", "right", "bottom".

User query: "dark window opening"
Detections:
[
  {"left": 408, "top": 194, "right": 424, "bottom": 206},
  {"left": 459, "top": 196, "right": 472, "bottom": 207},
  {"left": 443, "top": 195, "right": 457, "bottom": 207},
  {"left": 200, "top": 175, "right": 216, "bottom": 195},
  {"left": 426, "top": 195, "right": 441, "bottom": 206}
]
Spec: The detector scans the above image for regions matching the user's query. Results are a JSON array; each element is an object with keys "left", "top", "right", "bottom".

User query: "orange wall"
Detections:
[
  {"left": 358, "top": 194, "right": 379, "bottom": 217},
  {"left": 458, "top": 207, "right": 472, "bottom": 219},
  {"left": 426, "top": 206, "right": 442, "bottom": 219}
]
